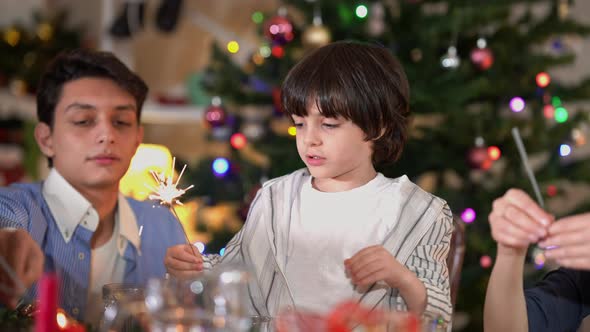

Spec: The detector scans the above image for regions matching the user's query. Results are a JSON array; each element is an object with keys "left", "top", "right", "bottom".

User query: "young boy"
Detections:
[
  {"left": 0, "top": 49, "right": 186, "bottom": 323},
  {"left": 165, "top": 41, "right": 453, "bottom": 324}
]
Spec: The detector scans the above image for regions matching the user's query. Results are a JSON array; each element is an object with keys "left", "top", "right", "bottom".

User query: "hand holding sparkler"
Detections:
[
  {"left": 487, "top": 128, "right": 554, "bottom": 257},
  {"left": 489, "top": 128, "right": 590, "bottom": 270},
  {"left": 146, "top": 157, "right": 198, "bottom": 258},
  {"left": 0, "top": 228, "right": 44, "bottom": 308}
]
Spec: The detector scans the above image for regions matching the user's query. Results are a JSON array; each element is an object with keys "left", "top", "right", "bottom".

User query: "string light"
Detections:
[
  {"left": 195, "top": 242, "right": 206, "bottom": 254},
  {"left": 461, "top": 208, "right": 476, "bottom": 223},
  {"left": 536, "top": 72, "right": 551, "bottom": 88},
  {"left": 559, "top": 144, "right": 571, "bottom": 157},
  {"left": 212, "top": 158, "right": 230, "bottom": 177},
  {"left": 554, "top": 107, "right": 568, "bottom": 123},
  {"left": 259, "top": 45, "right": 271, "bottom": 58},
  {"left": 227, "top": 41, "right": 240, "bottom": 53},
  {"left": 480, "top": 255, "right": 492, "bottom": 268},
  {"left": 487, "top": 146, "right": 501, "bottom": 161},
  {"left": 288, "top": 126, "right": 297, "bottom": 136},
  {"left": 543, "top": 105, "right": 554, "bottom": 119},
  {"left": 252, "top": 53, "right": 264, "bottom": 65},
  {"left": 355, "top": 5, "right": 368, "bottom": 18},
  {"left": 272, "top": 45, "right": 285, "bottom": 58},
  {"left": 251, "top": 11, "right": 264, "bottom": 24},
  {"left": 230, "top": 133, "right": 247, "bottom": 149},
  {"left": 509, "top": 97, "right": 525, "bottom": 112}
]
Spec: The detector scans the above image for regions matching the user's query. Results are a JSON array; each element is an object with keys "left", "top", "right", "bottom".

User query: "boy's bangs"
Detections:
[{"left": 282, "top": 61, "right": 353, "bottom": 120}]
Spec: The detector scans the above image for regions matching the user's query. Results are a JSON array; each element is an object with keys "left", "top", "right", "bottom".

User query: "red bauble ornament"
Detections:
[
  {"left": 547, "top": 185, "right": 558, "bottom": 197},
  {"left": 470, "top": 47, "right": 494, "bottom": 70},
  {"left": 264, "top": 15, "right": 294, "bottom": 45},
  {"left": 204, "top": 104, "right": 226, "bottom": 127},
  {"left": 467, "top": 146, "right": 488, "bottom": 169}
]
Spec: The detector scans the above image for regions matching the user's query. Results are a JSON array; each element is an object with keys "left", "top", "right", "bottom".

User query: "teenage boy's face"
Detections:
[
  {"left": 292, "top": 102, "right": 375, "bottom": 187},
  {"left": 35, "top": 77, "right": 143, "bottom": 192}
]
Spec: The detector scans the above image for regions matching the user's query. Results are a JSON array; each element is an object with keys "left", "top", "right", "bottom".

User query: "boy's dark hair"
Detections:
[
  {"left": 36, "top": 48, "right": 148, "bottom": 128},
  {"left": 281, "top": 41, "right": 410, "bottom": 165}
]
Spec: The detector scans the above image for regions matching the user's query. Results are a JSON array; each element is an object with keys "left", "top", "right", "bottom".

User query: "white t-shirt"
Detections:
[
  {"left": 86, "top": 215, "right": 126, "bottom": 324},
  {"left": 285, "top": 173, "right": 401, "bottom": 313}
]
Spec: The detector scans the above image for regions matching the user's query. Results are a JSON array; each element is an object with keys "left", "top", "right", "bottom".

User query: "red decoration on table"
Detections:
[
  {"left": 276, "top": 300, "right": 421, "bottom": 332},
  {"left": 35, "top": 273, "right": 58, "bottom": 332}
]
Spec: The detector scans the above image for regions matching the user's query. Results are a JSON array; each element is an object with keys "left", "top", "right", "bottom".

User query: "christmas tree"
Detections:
[
  {"left": 0, "top": 10, "right": 83, "bottom": 94},
  {"left": 183, "top": 1, "right": 590, "bottom": 330},
  {"left": 0, "top": 11, "right": 83, "bottom": 184}
]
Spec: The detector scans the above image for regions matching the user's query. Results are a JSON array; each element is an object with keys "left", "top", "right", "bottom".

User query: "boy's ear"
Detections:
[{"left": 34, "top": 123, "right": 55, "bottom": 158}]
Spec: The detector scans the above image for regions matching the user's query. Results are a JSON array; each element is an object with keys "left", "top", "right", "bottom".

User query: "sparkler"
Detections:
[
  {"left": 146, "top": 157, "right": 198, "bottom": 257},
  {"left": 511, "top": 127, "right": 554, "bottom": 264},
  {"left": 0, "top": 254, "right": 26, "bottom": 297},
  {"left": 511, "top": 127, "right": 544, "bottom": 208}
]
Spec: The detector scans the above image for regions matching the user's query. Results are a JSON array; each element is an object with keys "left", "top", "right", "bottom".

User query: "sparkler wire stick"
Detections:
[
  {"left": 170, "top": 206, "right": 198, "bottom": 257},
  {"left": 511, "top": 127, "right": 545, "bottom": 208},
  {"left": 0, "top": 254, "right": 26, "bottom": 296}
]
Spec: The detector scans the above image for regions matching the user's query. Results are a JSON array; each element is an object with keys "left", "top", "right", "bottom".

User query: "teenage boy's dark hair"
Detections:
[
  {"left": 281, "top": 41, "right": 410, "bottom": 165},
  {"left": 36, "top": 48, "right": 148, "bottom": 128}
]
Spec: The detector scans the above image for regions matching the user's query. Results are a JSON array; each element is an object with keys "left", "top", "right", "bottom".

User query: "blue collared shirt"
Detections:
[{"left": 0, "top": 171, "right": 186, "bottom": 321}]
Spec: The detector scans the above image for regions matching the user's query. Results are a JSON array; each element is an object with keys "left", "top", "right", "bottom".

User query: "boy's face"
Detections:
[
  {"left": 292, "top": 103, "right": 375, "bottom": 189},
  {"left": 35, "top": 77, "right": 143, "bottom": 192}
]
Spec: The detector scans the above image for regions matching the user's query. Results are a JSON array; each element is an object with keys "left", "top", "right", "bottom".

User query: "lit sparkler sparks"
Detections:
[
  {"left": 146, "top": 157, "right": 198, "bottom": 257},
  {"left": 147, "top": 157, "right": 194, "bottom": 206}
]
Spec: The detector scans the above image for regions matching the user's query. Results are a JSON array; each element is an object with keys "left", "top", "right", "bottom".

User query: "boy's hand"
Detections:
[
  {"left": 488, "top": 188, "right": 554, "bottom": 256},
  {"left": 345, "top": 245, "right": 426, "bottom": 314},
  {"left": 540, "top": 213, "right": 590, "bottom": 270},
  {"left": 344, "top": 245, "right": 409, "bottom": 289},
  {"left": 0, "top": 228, "right": 44, "bottom": 308},
  {"left": 164, "top": 244, "right": 204, "bottom": 279}
]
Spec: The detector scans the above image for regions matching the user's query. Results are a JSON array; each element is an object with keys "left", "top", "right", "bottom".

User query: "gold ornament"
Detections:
[
  {"left": 4, "top": 28, "right": 20, "bottom": 47},
  {"left": 302, "top": 24, "right": 331, "bottom": 49},
  {"left": 410, "top": 48, "right": 423, "bottom": 62},
  {"left": 36, "top": 23, "right": 53, "bottom": 41},
  {"left": 558, "top": 0, "right": 569, "bottom": 21},
  {"left": 9, "top": 79, "right": 27, "bottom": 96}
]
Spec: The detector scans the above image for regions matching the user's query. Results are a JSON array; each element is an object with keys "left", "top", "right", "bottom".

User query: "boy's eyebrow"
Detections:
[{"left": 64, "top": 102, "right": 137, "bottom": 113}]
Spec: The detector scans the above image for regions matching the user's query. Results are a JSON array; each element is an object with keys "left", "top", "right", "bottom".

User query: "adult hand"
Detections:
[
  {"left": 488, "top": 189, "right": 554, "bottom": 256},
  {"left": 0, "top": 228, "right": 44, "bottom": 308},
  {"left": 540, "top": 213, "right": 590, "bottom": 270}
]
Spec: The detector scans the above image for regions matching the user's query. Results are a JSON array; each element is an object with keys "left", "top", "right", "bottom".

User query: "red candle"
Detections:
[{"left": 35, "top": 273, "right": 58, "bottom": 332}]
